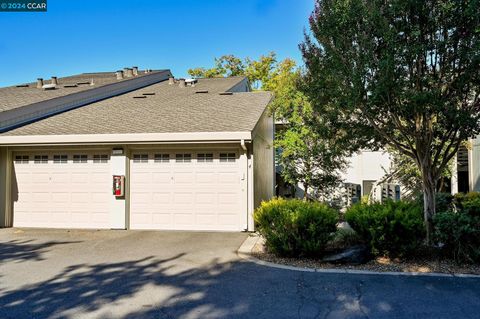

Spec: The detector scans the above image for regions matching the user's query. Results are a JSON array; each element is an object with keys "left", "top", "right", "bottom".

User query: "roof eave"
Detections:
[{"left": 0, "top": 131, "right": 252, "bottom": 146}]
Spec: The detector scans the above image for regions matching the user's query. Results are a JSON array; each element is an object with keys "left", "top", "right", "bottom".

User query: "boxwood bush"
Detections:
[
  {"left": 345, "top": 201, "right": 425, "bottom": 257},
  {"left": 254, "top": 198, "right": 338, "bottom": 258}
]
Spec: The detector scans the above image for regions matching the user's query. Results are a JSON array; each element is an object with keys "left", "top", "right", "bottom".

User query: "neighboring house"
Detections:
[
  {"left": 341, "top": 150, "right": 392, "bottom": 196},
  {"left": 0, "top": 68, "right": 275, "bottom": 231},
  {"left": 275, "top": 121, "right": 474, "bottom": 203}
]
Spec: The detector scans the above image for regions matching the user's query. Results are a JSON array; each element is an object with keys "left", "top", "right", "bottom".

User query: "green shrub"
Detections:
[
  {"left": 345, "top": 201, "right": 425, "bottom": 257},
  {"left": 415, "top": 192, "right": 453, "bottom": 213},
  {"left": 434, "top": 211, "right": 480, "bottom": 263},
  {"left": 329, "top": 228, "right": 363, "bottom": 250},
  {"left": 254, "top": 198, "right": 338, "bottom": 257},
  {"left": 453, "top": 192, "right": 480, "bottom": 217}
]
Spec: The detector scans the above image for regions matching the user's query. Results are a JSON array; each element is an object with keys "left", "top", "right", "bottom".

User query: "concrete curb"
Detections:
[{"left": 237, "top": 234, "right": 480, "bottom": 279}]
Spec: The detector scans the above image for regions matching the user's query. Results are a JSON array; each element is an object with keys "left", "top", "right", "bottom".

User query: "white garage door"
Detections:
[
  {"left": 12, "top": 151, "right": 111, "bottom": 229},
  {"left": 130, "top": 150, "right": 245, "bottom": 231}
]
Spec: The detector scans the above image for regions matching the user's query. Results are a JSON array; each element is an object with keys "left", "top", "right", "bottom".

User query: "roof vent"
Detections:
[
  {"left": 142, "top": 92, "right": 155, "bottom": 96},
  {"left": 76, "top": 81, "right": 90, "bottom": 85},
  {"left": 51, "top": 76, "right": 58, "bottom": 85},
  {"left": 195, "top": 90, "right": 208, "bottom": 94},
  {"left": 132, "top": 66, "right": 138, "bottom": 76},
  {"left": 116, "top": 70, "right": 124, "bottom": 80},
  {"left": 63, "top": 84, "right": 78, "bottom": 88},
  {"left": 179, "top": 79, "right": 186, "bottom": 88},
  {"left": 133, "top": 96, "right": 147, "bottom": 99},
  {"left": 16, "top": 84, "right": 29, "bottom": 88},
  {"left": 219, "top": 92, "right": 233, "bottom": 95},
  {"left": 125, "top": 68, "right": 134, "bottom": 78},
  {"left": 36, "top": 78, "right": 44, "bottom": 88},
  {"left": 42, "top": 83, "right": 57, "bottom": 90},
  {"left": 168, "top": 77, "right": 175, "bottom": 85},
  {"left": 185, "top": 78, "right": 197, "bottom": 87}
]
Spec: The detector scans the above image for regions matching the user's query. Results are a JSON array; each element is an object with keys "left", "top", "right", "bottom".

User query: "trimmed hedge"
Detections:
[
  {"left": 254, "top": 198, "right": 338, "bottom": 257},
  {"left": 345, "top": 201, "right": 425, "bottom": 257}
]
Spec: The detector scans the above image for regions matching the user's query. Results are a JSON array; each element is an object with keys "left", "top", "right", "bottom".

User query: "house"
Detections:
[
  {"left": 0, "top": 68, "right": 275, "bottom": 231},
  {"left": 275, "top": 119, "right": 473, "bottom": 203}
]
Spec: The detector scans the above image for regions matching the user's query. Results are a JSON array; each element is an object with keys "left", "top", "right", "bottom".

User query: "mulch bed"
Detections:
[{"left": 251, "top": 241, "right": 480, "bottom": 275}]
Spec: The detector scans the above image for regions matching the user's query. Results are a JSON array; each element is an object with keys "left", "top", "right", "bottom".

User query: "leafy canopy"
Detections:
[{"left": 301, "top": 0, "right": 480, "bottom": 237}]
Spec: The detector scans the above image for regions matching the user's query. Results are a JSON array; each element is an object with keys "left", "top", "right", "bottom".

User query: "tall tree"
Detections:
[
  {"left": 301, "top": 0, "right": 480, "bottom": 242},
  {"left": 272, "top": 59, "right": 347, "bottom": 198},
  {"left": 189, "top": 54, "right": 348, "bottom": 199},
  {"left": 187, "top": 53, "right": 277, "bottom": 90}
]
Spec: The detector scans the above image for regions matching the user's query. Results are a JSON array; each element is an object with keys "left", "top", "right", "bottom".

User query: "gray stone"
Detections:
[{"left": 323, "top": 245, "right": 371, "bottom": 264}]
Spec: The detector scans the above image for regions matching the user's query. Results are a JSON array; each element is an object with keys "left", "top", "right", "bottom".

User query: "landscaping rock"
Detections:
[{"left": 322, "top": 245, "right": 371, "bottom": 265}]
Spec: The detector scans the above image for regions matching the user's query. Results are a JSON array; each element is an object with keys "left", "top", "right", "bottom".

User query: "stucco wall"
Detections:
[
  {"left": 341, "top": 150, "right": 392, "bottom": 186},
  {"left": 252, "top": 111, "right": 275, "bottom": 208}
]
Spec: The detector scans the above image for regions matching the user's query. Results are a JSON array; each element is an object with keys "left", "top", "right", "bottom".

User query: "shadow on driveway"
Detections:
[{"left": 0, "top": 239, "right": 82, "bottom": 263}]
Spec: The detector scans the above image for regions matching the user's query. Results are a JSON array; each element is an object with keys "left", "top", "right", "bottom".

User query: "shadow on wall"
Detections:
[{"left": 0, "top": 239, "right": 82, "bottom": 263}]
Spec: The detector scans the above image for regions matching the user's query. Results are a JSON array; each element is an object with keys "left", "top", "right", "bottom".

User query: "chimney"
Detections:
[
  {"left": 51, "top": 76, "right": 58, "bottom": 85},
  {"left": 36, "top": 78, "right": 44, "bottom": 88},
  {"left": 132, "top": 66, "right": 138, "bottom": 76},
  {"left": 168, "top": 77, "right": 175, "bottom": 85},
  {"left": 178, "top": 79, "right": 186, "bottom": 88},
  {"left": 115, "top": 70, "right": 124, "bottom": 80},
  {"left": 125, "top": 68, "right": 134, "bottom": 77}
]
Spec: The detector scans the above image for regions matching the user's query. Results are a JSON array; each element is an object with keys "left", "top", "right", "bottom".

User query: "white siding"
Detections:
[{"left": 342, "top": 150, "right": 392, "bottom": 186}]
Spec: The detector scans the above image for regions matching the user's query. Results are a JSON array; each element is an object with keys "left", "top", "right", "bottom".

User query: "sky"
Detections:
[{"left": 0, "top": 0, "right": 314, "bottom": 87}]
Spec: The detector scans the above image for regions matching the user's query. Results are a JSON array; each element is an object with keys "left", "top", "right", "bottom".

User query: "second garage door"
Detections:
[{"left": 130, "top": 150, "right": 245, "bottom": 231}]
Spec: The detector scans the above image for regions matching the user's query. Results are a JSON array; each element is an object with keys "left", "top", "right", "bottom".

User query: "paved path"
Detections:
[{"left": 0, "top": 228, "right": 479, "bottom": 318}]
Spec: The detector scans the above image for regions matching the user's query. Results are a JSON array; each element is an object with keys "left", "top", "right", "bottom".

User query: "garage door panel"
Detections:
[
  {"left": 174, "top": 172, "right": 194, "bottom": 184},
  {"left": 130, "top": 150, "right": 244, "bottom": 231},
  {"left": 153, "top": 172, "right": 171, "bottom": 184},
  {"left": 196, "top": 192, "right": 216, "bottom": 204},
  {"left": 72, "top": 173, "right": 89, "bottom": 183},
  {"left": 152, "top": 213, "right": 172, "bottom": 224},
  {"left": 196, "top": 172, "right": 217, "bottom": 183},
  {"left": 52, "top": 192, "right": 69, "bottom": 203},
  {"left": 13, "top": 151, "right": 111, "bottom": 229}
]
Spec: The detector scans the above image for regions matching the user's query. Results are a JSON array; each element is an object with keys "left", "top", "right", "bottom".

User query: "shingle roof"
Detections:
[
  {"left": 0, "top": 70, "right": 162, "bottom": 113},
  {"left": 1, "top": 77, "right": 272, "bottom": 136}
]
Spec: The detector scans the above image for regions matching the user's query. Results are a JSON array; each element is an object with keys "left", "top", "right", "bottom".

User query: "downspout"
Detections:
[{"left": 240, "top": 139, "right": 247, "bottom": 151}]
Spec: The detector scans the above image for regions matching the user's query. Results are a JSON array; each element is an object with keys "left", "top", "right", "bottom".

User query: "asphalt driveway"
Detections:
[{"left": 0, "top": 228, "right": 479, "bottom": 319}]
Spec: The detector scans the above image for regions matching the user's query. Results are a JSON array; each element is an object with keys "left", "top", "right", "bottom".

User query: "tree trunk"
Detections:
[
  {"left": 421, "top": 171, "right": 436, "bottom": 245},
  {"left": 303, "top": 182, "right": 309, "bottom": 200}
]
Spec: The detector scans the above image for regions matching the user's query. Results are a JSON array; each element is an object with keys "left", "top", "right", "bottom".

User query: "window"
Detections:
[
  {"left": 197, "top": 153, "right": 213, "bottom": 162},
  {"left": 175, "top": 154, "right": 191, "bottom": 163},
  {"left": 133, "top": 154, "right": 148, "bottom": 163},
  {"left": 73, "top": 154, "right": 88, "bottom": 163},
  {"left": 14, "top": 155, "right": 29, "bottom": 164},
  {"left": 93, "top": 154, "right": 108, "bottom": 163},
  {"left": 362, "top": 180, "right": 376, "bottom": 196},
  {"left": 34, "top": 155, "right": 48, "bottom": 164},
  {"left": 154, "top": 154, "right": 170, "bottom": 163},
  {"left": 53, "top": 155, "right": 68, "bottom": 163},
  {"left": 219, "top": 153, "right": 236, "bottom": 162}
]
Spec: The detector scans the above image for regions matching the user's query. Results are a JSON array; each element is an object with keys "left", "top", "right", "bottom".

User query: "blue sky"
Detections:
[{"left": 0, "top": 0, "right": 313, "bottom": 87}]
